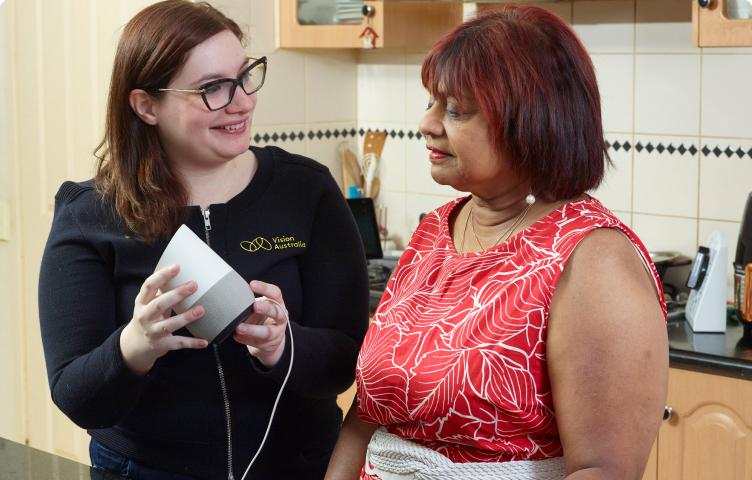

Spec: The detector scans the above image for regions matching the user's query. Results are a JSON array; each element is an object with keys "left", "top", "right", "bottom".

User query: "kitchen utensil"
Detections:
[
  {"left": 368, "top": 177, "right": 381, "bottom": 200},
  {"left": 363, "top": 130, "right": 387, "bottom": 158}
]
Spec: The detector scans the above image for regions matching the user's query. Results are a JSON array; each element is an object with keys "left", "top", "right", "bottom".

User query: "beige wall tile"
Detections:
[
  {"left": 633, "top": 136, "right": 699, "bottom": 217},
  {"left": 357, "top": 51, "right": 406, "bottom": 124},
  {"left": 405, "top": 53, "right": 428, "bottom": 127},
  {"left": 698, "top": 138, "right": 752, "bottom": 222},
  {"left": 633, "top": 214, "right": 698, "bottom": 256},
  {"left": 253, "top": 50, "right": 306, "bottom": 126},
  {"left": 249, "top": 0, "right": 276, "bottom": 55},
  {"left": 305, "top": 51, "right": 357, "bottom": 123},
  {"left": 592, "top": 54, "right": 634, "bottom": 133},
  {"left": 573, "top": 0, "right": 635, "bottom": 54},
  {"left": 305, "top": 122, "right": 358, "bottom": 189},
  {"left": 701, "top": 54, "right": 752, "bottom": 139},
  {"left": 591, "top": 134, "right": 633, "bottom": 212},
  {"left": 635, "top": 0, "right": 697, "bottom": 54},
  {"left": 635, "top": 54, "right": 700, "bottom": 135}
]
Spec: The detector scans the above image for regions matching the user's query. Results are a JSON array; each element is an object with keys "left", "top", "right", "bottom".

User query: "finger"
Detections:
[
  {"left": 252, "top": 299, "right": 287, "bottom": 325},
  {"left": 234, "top": 323, "right": 282, "bottom": 343},
  {"left": 144, "top": 281, "right": 197, "bottom": 320},
  {"left": 242, "top": 311, "right": 268, "bottom": 326},
  {"left": 137, "top": 265, "right": 180, "bottom": 305},
  {"left": 165, "top": 335, "right": 209, "bottom": 351},
  {"left": 233, "top": 330, "right": 283, "bottom": 353},
  {"left": 250, "top": 281, "right": 283, "bottom": 303},
  {"left": 152, "top": 305, "right": 205, "bottom": 336}
]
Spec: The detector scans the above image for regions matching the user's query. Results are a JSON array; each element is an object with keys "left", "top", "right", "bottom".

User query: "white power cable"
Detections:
[{"left": 239, "top": 295, "right": 294, "bottom": 480}]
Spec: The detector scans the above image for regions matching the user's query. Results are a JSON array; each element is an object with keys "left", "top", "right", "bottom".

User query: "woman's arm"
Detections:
[
  {"left": 325, "top": 398, "right": 379, "bottom": 480},
  {"left": 548, "top": 228, "right": 668, "bottom": 480},
  {"left": 38, "top": 187, "right": 148, "bottom": 428},
  {"left": 249, "top": 171, "right": 370, "bottom": 398}
]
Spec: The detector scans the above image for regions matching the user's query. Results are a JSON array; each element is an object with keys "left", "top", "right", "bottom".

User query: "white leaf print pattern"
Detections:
[{"left": 356, "top": 195, "right": 666, "bottom": 466}]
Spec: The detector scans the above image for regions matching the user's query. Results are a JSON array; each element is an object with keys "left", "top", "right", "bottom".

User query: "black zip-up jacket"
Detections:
[{"left": 38, "top": 146, "right": 370, "bottom": 479}]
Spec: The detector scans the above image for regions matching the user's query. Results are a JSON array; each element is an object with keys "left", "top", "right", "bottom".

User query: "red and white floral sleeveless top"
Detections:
[{"left": 356, "top": 195, "right": 666, "bottom": 473}]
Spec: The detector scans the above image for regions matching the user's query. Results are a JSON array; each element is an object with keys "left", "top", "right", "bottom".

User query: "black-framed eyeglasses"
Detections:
[{"left": 158, "top": 56, "right": 267, "bottom": 111}]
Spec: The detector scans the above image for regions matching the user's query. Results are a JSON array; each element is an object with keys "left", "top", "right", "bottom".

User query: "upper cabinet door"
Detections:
[
  {"left": 694, "top": 0, "right": 752, "bottom": 46},
  {"left": 279, "top": 0, "right": 463, "bottom": 50}
]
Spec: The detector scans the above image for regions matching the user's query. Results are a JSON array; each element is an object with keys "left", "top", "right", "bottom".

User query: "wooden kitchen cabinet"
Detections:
[
  {"left": 693, "top": 0, "right": 752, "bottom": 47},
  {"left": 279, "top": 0, "right": 462, "bottom": 50},
  {"left": 657, "top": 368, "right": 752, "bottom": 479}
]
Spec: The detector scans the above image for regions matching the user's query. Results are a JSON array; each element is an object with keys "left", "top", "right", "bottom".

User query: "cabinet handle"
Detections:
[
  {"left": 698, "top": 0, "right": 711, "bottom": 8},
  {"left": 663, "top": 405, "right": 674, "bottom": 421}
]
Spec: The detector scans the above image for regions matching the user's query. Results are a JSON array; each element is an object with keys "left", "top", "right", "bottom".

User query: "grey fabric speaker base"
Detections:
[
  {"left": 212, "top": 303, "right": 254, "bottom": 345},
  {"left": 185, "top": 270, "right": 254, "bottom": 343}
]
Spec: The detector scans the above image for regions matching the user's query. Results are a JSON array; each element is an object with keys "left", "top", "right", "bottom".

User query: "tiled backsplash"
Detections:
[
  {"left": 354, "top": 0, "right": 752, "bottom": 298},
  {"left": 214, "top": 0, "right": 750, "bottom": 295}
]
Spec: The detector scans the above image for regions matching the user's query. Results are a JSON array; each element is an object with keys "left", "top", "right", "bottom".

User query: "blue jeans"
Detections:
[{"left": 89, "top": 439, "right": 198, "bottom": 480}]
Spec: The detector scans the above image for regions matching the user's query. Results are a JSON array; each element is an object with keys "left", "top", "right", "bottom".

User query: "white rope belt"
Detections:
[{"left": 365, "top": 428, "right": 565, "bottom": 480}]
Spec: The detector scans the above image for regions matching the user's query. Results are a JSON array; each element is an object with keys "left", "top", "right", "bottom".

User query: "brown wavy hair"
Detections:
[{"left": 94, "top": 0, "right": 243, "bottom": 243}]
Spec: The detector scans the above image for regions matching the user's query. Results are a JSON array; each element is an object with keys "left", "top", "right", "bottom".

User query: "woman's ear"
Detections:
[{"left": 129, "top": 89, "right": 159, "bottom": 125}]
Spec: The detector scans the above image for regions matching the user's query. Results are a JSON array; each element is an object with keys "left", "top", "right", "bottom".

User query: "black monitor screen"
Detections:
[{"left": 347, "top": 198, "right": 383, "bottom": 259}]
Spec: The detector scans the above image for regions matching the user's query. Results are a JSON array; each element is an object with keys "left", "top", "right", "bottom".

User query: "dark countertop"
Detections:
[
  {"left": 0, "top": 437, "right": 123, "bottom": 480},
  {"left": 668, "top": 312, "right": 752, "bottom": 380}
]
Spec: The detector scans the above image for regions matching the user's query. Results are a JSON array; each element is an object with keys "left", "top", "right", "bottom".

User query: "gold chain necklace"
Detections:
[{"left": 464, "top": 201, "right": 534, "bottom": 252}]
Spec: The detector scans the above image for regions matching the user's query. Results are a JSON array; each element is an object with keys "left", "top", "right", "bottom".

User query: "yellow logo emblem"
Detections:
[{"left": 240, "top": 237, "right": 272, "bottom": 252}]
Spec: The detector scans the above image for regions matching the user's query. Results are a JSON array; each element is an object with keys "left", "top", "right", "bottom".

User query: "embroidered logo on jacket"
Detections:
[{"left": 240, "top": 235, "right": 306, "bottom": 253}]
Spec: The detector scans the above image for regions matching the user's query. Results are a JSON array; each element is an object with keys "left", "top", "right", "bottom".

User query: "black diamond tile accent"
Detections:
[
  {"left": 713, "top": 146, "right": 722, "bottom": 157},
  {"left": 280, "top": 133, "right": 288, "bottom": 141},
  {"left": 623, "top": 141, "right": 631, "bottom": 152},
  {"left": 678, "top": 144, "right": 686, "bottom": 155},
  {"left": 656, "top": 144, "right": 665, "bottom": 154},
  {"left": 736, "top": 148, "right": 745, "bottom": 158},
  {"left": 747, "top": 148, "right": 752, "bottom": 158},
  {"left": 253, "top": 134, "right": 261, "bottom": 143},
  {"left": 398, "top": 130, "right": 405, "bottom": 139},
  {"left": 271, "top": 133, "right": 279, "bottom": 142},
  {"left": 333, "top": 130, "right": 340, "bottom": 138},
  {"left": 349, "top": 128, "right": 357, "bottom": 137},
  {"left": 262, "top": 133, "right": 270, "bottom": 142},
  {"left": 324, "top": 130, "right": 332, "bottom": 139},
  {"left": 407, "top": 131, "right": 415, "bottom": 139},
  {"left": 358, "top": 128, "right": 365, "bottom": 136},
  {"left": 416, "top": 132, "right": 423, "bottom": 139},
  {"left": 701, "top": 145, "right": 710, "bottom": 156},
  {"left": 635, "top": 142, "right": 643, "bottom": 152},
  {"left": 316, "top": 130, "right": 324, "bottom": 140},
  {"left": 389, "top": 130, "right": 396, "bottom": 138},
  {"left": 645, "top": 143, "right": 654, "bottom": 153},
  {"left": 724, "top": 146, "right": 733, "bottom": 157},
  {"left": 341, "top": 129, "right": 349, "bottom": 137},
  {"left": 307, "top": 131, "right": 314, "bottom": 140},
  {"left": 667, "top": 144, "right": 675, "bottom": 154},
  {"left": 613, "top": 141, "right": 621, "bottom": 151}
]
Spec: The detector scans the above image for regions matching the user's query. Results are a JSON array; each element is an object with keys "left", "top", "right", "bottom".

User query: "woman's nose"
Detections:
[{"left": 418, "top": 104, "right": 444, "bottom": 139}]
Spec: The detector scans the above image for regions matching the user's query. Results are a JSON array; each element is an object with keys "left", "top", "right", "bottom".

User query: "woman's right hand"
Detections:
[{"left": 120, "top": 264, "right": 209, "bottom": 375}]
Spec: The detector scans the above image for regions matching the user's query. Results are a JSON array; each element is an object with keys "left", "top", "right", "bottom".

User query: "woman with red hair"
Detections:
[{"left": 326, "top": 6, "right": 668, "bottom": 480}]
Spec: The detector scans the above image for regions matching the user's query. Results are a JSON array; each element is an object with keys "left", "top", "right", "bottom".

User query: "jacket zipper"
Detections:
[{"left": 203, "top": 208, "right": 235, "bottom": 480}]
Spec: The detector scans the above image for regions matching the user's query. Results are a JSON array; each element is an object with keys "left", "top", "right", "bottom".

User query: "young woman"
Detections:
[{"left": 38, "top": 2, "right": 369, "bottom": 479}]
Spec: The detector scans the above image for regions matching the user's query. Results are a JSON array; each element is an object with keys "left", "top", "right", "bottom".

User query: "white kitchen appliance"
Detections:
[{"left": 685, "top": 231, "right": 728, "bottom": 332}]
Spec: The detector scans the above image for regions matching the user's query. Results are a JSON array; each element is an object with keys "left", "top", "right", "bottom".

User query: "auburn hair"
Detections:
[
  {"left": 421, "top": 5, "right": 609, "bottom": 201},
  {"left": 94, "top": 0, "right": 243, "bottom": 243}
]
